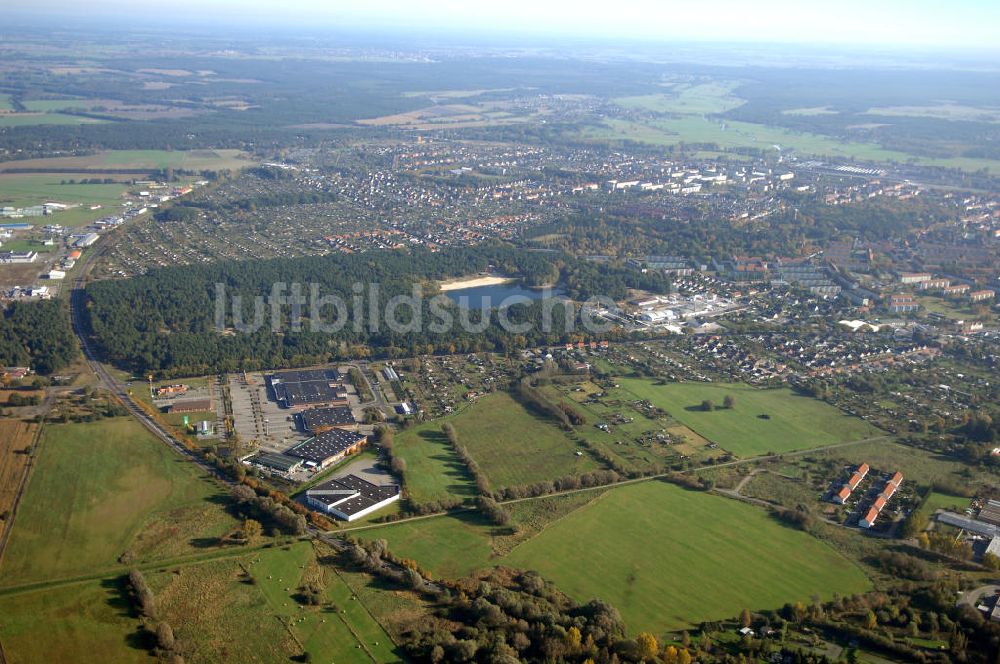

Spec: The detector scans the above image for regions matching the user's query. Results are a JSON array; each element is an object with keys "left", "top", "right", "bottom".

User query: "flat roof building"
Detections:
[
  {"left": 269, "top": 368, "right": 345, "bottom": 408},
  {"left": 165, "top": 398, "right": 213, "bottom": 413},
  {"left": 286, "top": 429, "right": 367, "bottom": 469},
  {"left": 296, "top": 406, "right": 357, "bottom": 433},
  {"left": 245, "top": 452, "right": 304, "bottom": 476},
  {"left": 304, "top": 474, "right": 400, "bottom": 521}
]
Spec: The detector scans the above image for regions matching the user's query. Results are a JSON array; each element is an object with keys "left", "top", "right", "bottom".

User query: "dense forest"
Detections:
[
  {"left": 84, "top": 245, "right": 668, "bottom": 376},
  {"left": 0, "top": 300, "right": 78, "bottom": 374},
  {"left": 526, "top": 196, "right": 948, "bottom": 259}
]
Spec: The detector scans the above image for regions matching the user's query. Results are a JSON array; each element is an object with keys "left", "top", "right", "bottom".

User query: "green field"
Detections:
[
  {"left": 618, "top": 380, "right": 881, "bottom": 457},
  {"left": 0, "top": 113, "right": 106, "bottom": 127},
  {"left": 811, "top": 440, "right": 987, "bottom": 487},
  {"left": 393, "top": 421, "right": 478, "bottom": 505},
  {"left": 359, "top": 481, "right": 871, "bottom": 635},
  {"left": 0, "top": 149, "right": 251, "bottom": 173},
  {"left": 616, "top": 81, "right": 745, "bottom": 115},
  {"left": 0, "top": 418, "right": 239, "bottom": 585},
  {"left": 394, "top": 391, "right": 599, "bottom": 502},
  {"left": 921, "top": 491, "right": 971, "bottom": 515},
  {"left": 579, "top": 117, "right": 1000, "bottom": 173},
  {"left": 447, "top": 392, "right": 599, "bottom": 488},
  {"left": 0, "top": 173, "right": 131, "bottom": 227},
  {"left": 149, "top": 541, "right": 401, "bottom": 663},
  {"left": 0, "top": 580, "right": 149, "bottom": 664}
]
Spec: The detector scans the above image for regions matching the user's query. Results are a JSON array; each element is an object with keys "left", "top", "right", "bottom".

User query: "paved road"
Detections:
[
  {"left": 65, "top": 248, "right": 442, "bottom": 592},
  {"left": 957, "top": 584, "right": 1000, "bottom": 608}
]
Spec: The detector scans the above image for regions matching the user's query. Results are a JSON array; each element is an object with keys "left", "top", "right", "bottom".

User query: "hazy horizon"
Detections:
[{"left": 5, "top": 0, "right": 1000, "bottom": 52}]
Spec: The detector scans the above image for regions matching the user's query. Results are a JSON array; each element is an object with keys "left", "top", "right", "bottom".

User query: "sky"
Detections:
[{"left": 8, "top": 0, "right": 1000, "bottom": 50}]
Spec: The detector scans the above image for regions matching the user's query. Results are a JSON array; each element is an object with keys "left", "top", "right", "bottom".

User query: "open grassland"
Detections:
[
  {"left": 393, "top": 421, "right": 479, "bottom": 505},
  {"left": 616, "top": 81, "right": 745, "bottom": 115},
  {"left": 0, "top": 113, "right": 106, "bottom": 127},
  {"left": 579, "top": 117, "right": 1000, "bottom": 173},
  {"left": 0, "top": 418, "right": 239, "bottom": 585},
  {"left": 866, "top": 103, "right": 1000, "bottom": 123},
  {"left": 357, "top": 511, "right": 496, "bottom": 578},
  {"left": 0, "top": 579, "right": 149, "bottom": 664},
  {"left": 352, "top": 490, "right": 602, "bottom": 575},
  {"left": 150, "top": 541, "right": 401, "bottom": 663},
  {"left": 809, "top": 440, "right": 986, "bottom": 487},
  {"left": 0, "top": 173, "right": 131, "bottom": 227},
  {"left": 0, "top": 420, "right": 37, "bottom": 542},
  {"left": 921, "top": 491, "right": 972, "bottom": 516},
  {"left": 448, "top": 391, "right": 599, "bottom": 487},
  {"left": 618, "top": 379, "right": 880, "bottom": 457},
  {"left": 503, "top": 482, "right": 871, "bottom": 634},
  {"left": 358, "top": 481, "right": 870, "bottom": 635},
  {"left": 0, "top": 149, "right": 252, "bottom": 173}
]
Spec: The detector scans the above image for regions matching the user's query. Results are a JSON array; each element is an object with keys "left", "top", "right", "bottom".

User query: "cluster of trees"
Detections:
[
  {"left": 515, "top": 377, "right": 576, "bottom": 431},
  {"left": 492, "top": 469, "right": 623, "bottom": 502},
  {"left": 872, "top": 550, "right": 937, "bottom": 581},
  {"left": 528, "top": 194, "right": 952, "bottom": 263},
  {"left": 0, "top": 300, "right": 78, "bottom": 374},
  {"left": 127, "top": 569, "right": 184, "bottom": 663},
  {"left": 441, "top": 423, "right": 500, "bottom": 511},
  {"left": 84, "top": 244, "right": 666, "bottom": 376},
  {"left": 391, "top": 561, "right": 638, "bottom": 663},
  {"left": 230, "top": 484, "right": 307, "bottom": 536}
]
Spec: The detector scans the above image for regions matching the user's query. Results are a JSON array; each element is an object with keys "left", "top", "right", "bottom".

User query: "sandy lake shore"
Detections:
[{"left": 437, "top": 275, "right": 514, "bottom": 291}]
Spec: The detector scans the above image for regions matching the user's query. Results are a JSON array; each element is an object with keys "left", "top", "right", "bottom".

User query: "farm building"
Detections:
[
  {"left": 304, "top": 474, "right": 400, "bottom": 521},
  {"left": 268, "top": 368, "right": 346, "bottom": 409},
  {"left": 286, "top": 429, "right": 367, "bottom": 469},
  {"left": 296, "top": 406, "right": 357, "bottom": 433}
]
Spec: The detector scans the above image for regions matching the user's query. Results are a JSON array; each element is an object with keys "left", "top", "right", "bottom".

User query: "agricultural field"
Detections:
[
  {"left": 0, "top": 173, "right": 133, "bottom": 227},
  {"left": 354, "top": 511, "right": 496, "bottom": 579},
  {"left": 0, "top": 579, "right": 149, "bottom": 664},
  {"left": 148, "top": 541, "right": 401, "bottom": 663},
  {"left": 618, "top": 379, "right": 881, "bottom": 457},
  {"left": 447, "top": 391, "right": 600, "bottom": 488},
  {"left": 392, "top": 421, "right": 479, "bottom": 505},
  {"left": 865, "top": 103, "right": 1000, "bottom": 123},
  {"left": 352, "top": 488, "right": 603, "bottom": 575},
  {"left": 357, "top": 103, "right": 530, "bottom": 130},
  {"left": 578, "top": 116, "right": 1000, "bottom": 173},
  {"left": 0, "top": 149, "right": 252, "bottom": 173},
  {"left": 0, "top": 417, "right": 240, "bottom": 585},
  {"left": 358, "top": 481, "right": 871, "bottom": 636},
  {"left": 0, "top": 420, "right": 37, "bottom": 542},
  {"left": 0, "top": 113, "right": 106, "bottom": 127},
  {"left": 615, "top": 81, "right": 745, "bottom": 115},
  {"left": 503, "top": 482, "right": 871, "bottom": 633}
]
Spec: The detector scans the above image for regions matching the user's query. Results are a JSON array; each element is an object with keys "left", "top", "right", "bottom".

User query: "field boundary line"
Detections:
[{"left": 0, "top": 417, "right": 47, "bottom": 571}]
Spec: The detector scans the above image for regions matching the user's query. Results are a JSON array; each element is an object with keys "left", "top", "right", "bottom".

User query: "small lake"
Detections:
[{"left": 444, "top": 283, "right": 565, "bottom": 309}]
